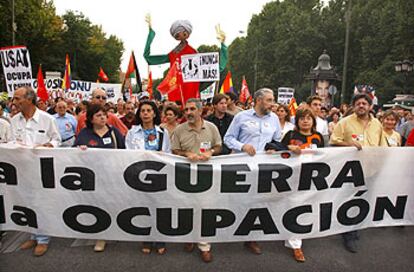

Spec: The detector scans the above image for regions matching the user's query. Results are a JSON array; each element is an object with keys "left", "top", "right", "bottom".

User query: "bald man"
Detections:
[
  {"left": 53, "top": 101, "right": 77, "bottom": 147},
  {"left": 76, "top": 89, "right": 128, "bottom": 135}
]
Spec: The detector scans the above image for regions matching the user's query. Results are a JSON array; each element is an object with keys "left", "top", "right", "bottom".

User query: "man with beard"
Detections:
[
  {"left": 224, "top": 88, "right": 282, "bottom": 255},
  {"left": 171, "top": 98, "right": 221, "bottom": 263},
  {"left": 205, "top": 93, "right": 234, "bottom": 154},
  {"left": 120, "top": 101, "right": 136, "bottom": 129},
  {"left": 330, "top": 93, "right": 386, "bottom": 253}
]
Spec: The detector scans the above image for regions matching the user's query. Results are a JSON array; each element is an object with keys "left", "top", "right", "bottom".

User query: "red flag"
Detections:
[
  {"left": 219, "top": 71, "right": 234, "bottom": 94},
  {"left": 239, "top": 76, "right": 251, "bottom": 103},
  {"left": 157, "top": 61, "right": 180, "bottom": 95},
  {"left": 98, "top": 67, "right": 109, "bottom": 82},
  {"left": 147, "top": 70, "right": 153, "bottom": 99},
  {"left": 288, "top": 97, "right": 298, "bottom": 117},
  {"left": 36, "top": 65, "right": 49, "bottom": 102}
]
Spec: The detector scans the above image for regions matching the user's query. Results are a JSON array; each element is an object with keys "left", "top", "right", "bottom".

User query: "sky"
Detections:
[{"left": 53, "top": 0, "right": 273, "bottom": 79}]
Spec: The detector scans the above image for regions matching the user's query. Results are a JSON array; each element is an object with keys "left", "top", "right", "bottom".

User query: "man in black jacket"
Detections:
[{"left": 205, "top": 94, "right": 234, "bottom": 154}]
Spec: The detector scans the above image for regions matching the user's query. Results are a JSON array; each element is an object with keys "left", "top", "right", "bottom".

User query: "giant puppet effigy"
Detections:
[{"left": 143, "top": 15, "right": 228, "bottom": 103}]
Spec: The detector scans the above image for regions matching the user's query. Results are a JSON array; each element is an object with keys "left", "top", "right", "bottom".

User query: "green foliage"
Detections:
[
  {"left": 197, "top": 44, "right": 220, "bottom": 53},
  {"left": 0, "top": 0, "right": 124, "bottom": 89},
  {"left": 228, "top": 0, "right": 414, "bottom": 105}
]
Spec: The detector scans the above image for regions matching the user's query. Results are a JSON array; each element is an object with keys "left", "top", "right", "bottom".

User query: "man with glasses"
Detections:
[
  {"left": 76, "top": 88, "right": 128, "bottom": 135},
  {"left": 53, "top": 101, "right": 77, "bottom": 147}
]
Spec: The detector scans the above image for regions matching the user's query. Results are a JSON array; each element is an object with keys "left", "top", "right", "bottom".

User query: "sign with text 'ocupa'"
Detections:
[{"left": 0, "top": 146, "right": 413, "bottom": 242}]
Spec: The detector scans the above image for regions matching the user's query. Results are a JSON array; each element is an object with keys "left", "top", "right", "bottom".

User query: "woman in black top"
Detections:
[
  {"left": 282, "top": 107, "right": 324, "bottom": 154},
  {"left": 280, "top": 107, "right": 323, "bottom": 263},
  {"left": 74, "top": 104, "right": 125, "bottom": 252}
]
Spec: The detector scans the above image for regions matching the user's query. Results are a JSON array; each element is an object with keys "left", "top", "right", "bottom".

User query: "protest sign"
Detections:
[
  {"left": 32, "top": 78, "right": 122, "bottom": 103},
  {"left": 277, "top": 87, "right": 295, "bottom": 105},
  {"left": 181, "top": 53, "right": 219, "bottom": 82},
  {"left": 0, "top": 46, "right": 33, "bottom": 96},
  {"left": 0, "top": 146, "right": 413, "bottom": 242}
]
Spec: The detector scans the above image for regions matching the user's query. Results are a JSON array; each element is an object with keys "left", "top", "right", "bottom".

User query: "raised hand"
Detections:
[{"left": 215, "top": 24, "right": 226, "bottom": 43}]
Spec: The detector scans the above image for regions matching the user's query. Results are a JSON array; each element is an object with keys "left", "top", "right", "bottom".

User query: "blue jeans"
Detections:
[{"left": 30, "top": 234, "right": 50, "bottom": 244}]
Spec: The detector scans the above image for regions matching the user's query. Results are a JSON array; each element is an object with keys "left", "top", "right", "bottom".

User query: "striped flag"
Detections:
[
  {"left": 61, "top": 54, "right": 71, "bottom": 91},
  {"left": 219, "top": 71, "right": 234, "bottom": 94},
  {"left": 288, "top": 97, "right": 298, "bottom": 117}
]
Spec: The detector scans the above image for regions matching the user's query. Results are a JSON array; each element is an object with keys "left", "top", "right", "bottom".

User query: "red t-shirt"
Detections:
[
  {"left": 76, "top": 112, "right": 128, "bottom": 136},
  {"left": 406, "top": 129, "right": 414, "bottom": 146}
]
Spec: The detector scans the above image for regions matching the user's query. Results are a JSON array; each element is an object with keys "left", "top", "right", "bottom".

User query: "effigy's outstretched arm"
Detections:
[{"left": 143, "top": 28, "right": 170, "bottom": 65}]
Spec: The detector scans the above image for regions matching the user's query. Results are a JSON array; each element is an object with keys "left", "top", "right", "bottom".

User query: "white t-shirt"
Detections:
[
  {"left": 316, "top": 117, "right": 329, "bottom": 136},
  {"left": 281, "top": 121, "right": 295, "bottom": 138}
]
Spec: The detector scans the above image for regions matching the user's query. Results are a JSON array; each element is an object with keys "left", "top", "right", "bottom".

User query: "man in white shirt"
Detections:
[
  {"left": 0, "top": 118, "right": 11, "bottom": 143},
  {"left": 307, "top": 95, "right": 329, "bottom": 144},
  {"left": 10, "top": 86, "right": 61, "bottom": 256}
]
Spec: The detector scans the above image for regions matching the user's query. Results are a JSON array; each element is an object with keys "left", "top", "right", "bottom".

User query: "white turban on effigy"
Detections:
[{"left": 170, "top": 20, "right": 193, "bottom": 37}]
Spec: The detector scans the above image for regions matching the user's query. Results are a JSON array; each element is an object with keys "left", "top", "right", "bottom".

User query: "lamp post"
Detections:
[{"left": 395, "top": 59, "right": 413, "bottom": 94}]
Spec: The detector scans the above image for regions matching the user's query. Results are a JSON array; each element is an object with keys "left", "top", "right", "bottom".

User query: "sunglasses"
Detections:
[{"left": 94, "top": 95, "right": 107, "bottom": 100}]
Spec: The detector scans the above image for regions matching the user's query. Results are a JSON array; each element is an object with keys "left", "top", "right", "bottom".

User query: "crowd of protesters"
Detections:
[{"left": 0, "top": 85, "right": 413, "bottom": 262}]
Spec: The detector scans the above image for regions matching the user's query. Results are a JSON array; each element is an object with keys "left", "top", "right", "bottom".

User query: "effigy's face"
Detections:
[
  {"left": 315, "top": 80, "right": 332, "bottom": 107},
  {"left": 174, "top": 31, "right": 190, "bottom": 41}
]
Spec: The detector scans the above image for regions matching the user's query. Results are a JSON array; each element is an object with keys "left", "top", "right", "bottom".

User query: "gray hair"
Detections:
[
  {"left": 91, "top": 88, "right": 106, "bottom": 97},
  {"left": 186, "top": 98, "right": 202, "bottom": 109},
  {"left": 19, "top": 86, "right": 37, "bottom": 105},
  {"left": 253, "top": 88, "right": 274, "bottom": 103}
]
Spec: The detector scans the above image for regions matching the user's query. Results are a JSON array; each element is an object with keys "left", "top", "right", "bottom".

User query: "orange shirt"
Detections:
[{"left": 76, "top": 112, "right": 128, "bottom": 136}]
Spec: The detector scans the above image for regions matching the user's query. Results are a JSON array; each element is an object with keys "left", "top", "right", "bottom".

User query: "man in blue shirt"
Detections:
[
  {"left": 224, "top": 88, "right": 281, "bottom": 155},
  {"left": 224, "top": 88, "right": 282, "bottom": 254},
  {"left": 53, "top": 101, "right": 77, "bottom": 147}
]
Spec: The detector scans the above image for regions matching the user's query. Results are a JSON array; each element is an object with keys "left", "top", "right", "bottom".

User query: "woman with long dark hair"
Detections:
[{"left": 125, "top": 100, "right": 170, "bottom": 254}]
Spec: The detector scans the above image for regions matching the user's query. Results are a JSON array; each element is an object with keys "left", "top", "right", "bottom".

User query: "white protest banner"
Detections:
[
  {"left": 277, "top": 87, "right": 295, "bottom": 104},
  {"left": 200, "top": 82, "right": 216, "bottom": 100},
  {"left": 32, "top": 78, "right": 122, "bottom": 103},
  {"left": 0, "top": 146, "right": 413, "bottom": 242},
  {"left": 181, "top": 52, "right": 219, "bottom": 82},
  {"left": 0, "top": 46, "right": 33, "bottom": 97}
]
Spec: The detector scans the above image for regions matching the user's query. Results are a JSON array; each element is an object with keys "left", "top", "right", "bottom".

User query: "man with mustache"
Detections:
[
  {"left": 224, "top": 88, "right": 282, "bottom": 255},
  {"left": 171, "top": 98, "right": 221, "bottom": 263},
  {"left": 330, "top": 93, "right": 386, "bottom": 253},
  {"left": 120, "top": 101, "right": 136, "bottom": 129}
]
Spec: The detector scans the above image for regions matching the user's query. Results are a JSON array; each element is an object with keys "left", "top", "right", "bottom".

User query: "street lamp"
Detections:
[{"left": 395, "top": 59, "right": 413, "bottom": 94}]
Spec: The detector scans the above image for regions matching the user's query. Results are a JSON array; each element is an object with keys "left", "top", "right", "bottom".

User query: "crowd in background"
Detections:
[{"left": 0, "top": 86, "right": 413, "bottom": 261}]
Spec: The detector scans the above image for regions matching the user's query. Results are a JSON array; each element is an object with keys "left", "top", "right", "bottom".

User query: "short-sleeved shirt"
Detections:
[
  {"left": 330, "top": 113, "right": 386, "bottom": 147},
  {"left": 383, "top": 130, "right": 401, "bottom": 147},
  {"left": 53, "top": 113, "right": 77, "bottom": 140},
  {"left": 171, "top": 120, "right": 222, "bottom": 154}
]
